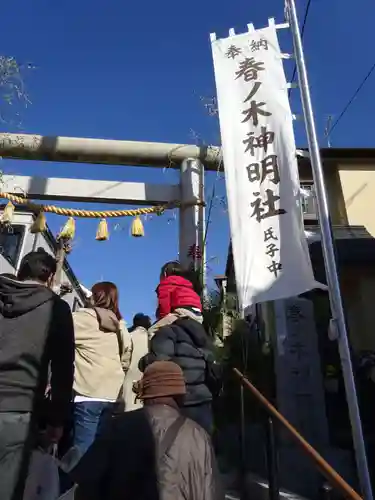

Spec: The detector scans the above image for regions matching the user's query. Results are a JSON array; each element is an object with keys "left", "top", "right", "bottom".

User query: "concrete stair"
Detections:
[{"left": 222, "top": 470, "right": 310, "bottom": 500}]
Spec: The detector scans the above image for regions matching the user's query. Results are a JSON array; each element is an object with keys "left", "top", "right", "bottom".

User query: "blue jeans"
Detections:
[
  {"left": 59, "top": 401, "right": 113, "bottom": 493},
  {"left": 183, "top": 403, "right": 213, "bottom": 435},
  {"left": 73, "top": 401, "right": 113, "bottom": 460}
]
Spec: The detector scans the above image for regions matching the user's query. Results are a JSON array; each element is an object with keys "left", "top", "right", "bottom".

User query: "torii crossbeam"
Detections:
[{"left": 0, "top": 132, "right": 214, "bottom": 272}]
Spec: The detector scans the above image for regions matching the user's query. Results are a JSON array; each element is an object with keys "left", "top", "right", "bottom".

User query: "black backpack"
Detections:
[
  {"left": 172, "top": 318, "right": 223, "bottom": 397},
  {"left": 198, "top": 347, "right": 223, "bottom": 398}
]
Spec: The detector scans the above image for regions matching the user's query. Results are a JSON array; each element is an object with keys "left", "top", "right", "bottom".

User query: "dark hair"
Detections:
[
  {"left": 160, "top": 261, "right": 202, "bottom": 295},
  {"left": 160, "top": 261, "right": 185, "bottom": 279},
  {"left": 91, "top": 281, "right": 122, "bottom": 320},
  {"left": 18, "top": 249, "right": 57, "bottom": 283},
  {"left": 133, "top": 313, "right": 152, "bottom": 330}
]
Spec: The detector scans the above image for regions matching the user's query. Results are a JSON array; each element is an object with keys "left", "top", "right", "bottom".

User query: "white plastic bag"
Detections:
[{"left": 23, "top": 448, "right": 60, "bottom": 500}]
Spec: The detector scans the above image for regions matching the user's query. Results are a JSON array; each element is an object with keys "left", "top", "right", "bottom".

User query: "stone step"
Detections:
[{"left": 222, "top": 471, "right": 310, "bottom": 500}]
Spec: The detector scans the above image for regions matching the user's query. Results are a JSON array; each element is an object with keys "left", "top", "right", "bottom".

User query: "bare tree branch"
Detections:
[{"left": 0, "top": 56, "right": 35, "bottom": 127}]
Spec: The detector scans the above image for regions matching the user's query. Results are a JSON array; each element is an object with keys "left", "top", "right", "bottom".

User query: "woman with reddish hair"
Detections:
[{"left": 68, "top": 281, "right": 132, "bottom": 467}]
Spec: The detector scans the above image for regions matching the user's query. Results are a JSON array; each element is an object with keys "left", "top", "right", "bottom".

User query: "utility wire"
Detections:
[
  {"left": 328, "top": 61, "right": 375, "bottom": 136},
  {"left": 288, "top": 0, "right": 312, "bottom": 98}
]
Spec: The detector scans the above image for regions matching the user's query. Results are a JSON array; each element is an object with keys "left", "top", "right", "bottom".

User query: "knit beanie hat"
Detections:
[{"left": 133, "top": 361, "right": 186, "bottom": 400}]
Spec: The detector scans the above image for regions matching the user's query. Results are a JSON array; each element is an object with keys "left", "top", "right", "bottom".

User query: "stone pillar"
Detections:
[
  {"left": 273, "top": 297, "right": 329, "bottom": 497},
  {"left": 179, "top": 158, "right": 205, "bottom": 285}
]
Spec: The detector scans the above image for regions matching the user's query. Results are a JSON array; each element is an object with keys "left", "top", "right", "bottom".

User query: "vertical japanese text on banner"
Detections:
[{"left": 225, "top": 39, "right": 286, "bottom": 279}]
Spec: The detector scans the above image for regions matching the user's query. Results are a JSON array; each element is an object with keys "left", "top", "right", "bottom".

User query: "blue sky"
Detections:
[{"left": 1, "top": 0, "right": 374, "bottom": 324}]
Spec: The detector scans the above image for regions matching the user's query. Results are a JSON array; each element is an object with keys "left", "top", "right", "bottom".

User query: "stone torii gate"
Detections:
[{"left": 0, "top": 132, "right": 221, "bottom": 275}]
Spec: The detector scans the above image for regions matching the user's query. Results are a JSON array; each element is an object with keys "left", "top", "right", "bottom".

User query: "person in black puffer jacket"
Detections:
[{"left": 139, "top": 317, "right": 214, "bottom": 434}]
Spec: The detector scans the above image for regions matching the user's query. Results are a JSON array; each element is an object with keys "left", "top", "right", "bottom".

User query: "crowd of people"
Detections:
[{"left": 0, "top": 249, "right": 224, "bottom": 499}]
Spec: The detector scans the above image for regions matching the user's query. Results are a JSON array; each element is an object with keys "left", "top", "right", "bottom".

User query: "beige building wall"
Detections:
[{"left": 338, "top": 165, "right": 375, "bottom": 236}]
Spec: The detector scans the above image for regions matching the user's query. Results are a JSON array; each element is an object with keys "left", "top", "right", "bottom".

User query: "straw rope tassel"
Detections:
[
  {"left": 30, "top": 212, "right": 47, "bottom": 233},
  {"left": 58, "top": 217, "right": 75, "bottom": 240},
  {"left": 1, "top": 201, "right": 15, "bottom": 224},
  {"left": 131, "top": 216, "right": 144, "bottom": 237},
  {"left": 96, "top": 218, "right": 109, "bottom": 241}
]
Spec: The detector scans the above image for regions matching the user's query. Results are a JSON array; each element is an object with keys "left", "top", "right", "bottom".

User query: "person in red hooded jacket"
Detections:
[
  {"left": 143, "top": 262, "right": 222, "bottom": 433},
  {"left": 157, "top": 261, "right": 202, "bottom": 319},
  {"left": 148, "top": 262, "right": 203, "bottom": 337}
]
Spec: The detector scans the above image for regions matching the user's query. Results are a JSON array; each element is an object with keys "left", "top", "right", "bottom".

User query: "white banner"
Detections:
[{"left": 211, "top": 25, "right": 317, "bottom": 313}]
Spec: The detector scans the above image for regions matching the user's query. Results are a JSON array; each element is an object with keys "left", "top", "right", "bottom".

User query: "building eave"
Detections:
[{"left": 300, "top": 148, "right": 375, "bottom": 165}]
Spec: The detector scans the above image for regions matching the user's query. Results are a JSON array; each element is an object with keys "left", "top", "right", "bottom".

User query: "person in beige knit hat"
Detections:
[{"left": 72, "top": 360, "right": 224, "bottom": 500}]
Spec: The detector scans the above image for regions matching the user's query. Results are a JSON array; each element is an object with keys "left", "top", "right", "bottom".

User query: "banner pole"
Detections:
[{"left": 285, "top": 1, "right": 373, "bottom": 498}]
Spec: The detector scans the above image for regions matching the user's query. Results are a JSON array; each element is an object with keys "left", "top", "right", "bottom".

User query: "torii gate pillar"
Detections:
[{"left": 179, "top": 158, "right": 205, "bottom": 282}]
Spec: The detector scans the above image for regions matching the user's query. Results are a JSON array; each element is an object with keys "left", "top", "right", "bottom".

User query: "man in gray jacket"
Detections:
[{"left": 72, "top": 361, "right": 224, "bottom": 500}]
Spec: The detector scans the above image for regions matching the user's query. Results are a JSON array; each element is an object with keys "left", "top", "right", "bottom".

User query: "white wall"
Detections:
[{"left": 0, "top": 211, "right": 83, "bottom": 310}]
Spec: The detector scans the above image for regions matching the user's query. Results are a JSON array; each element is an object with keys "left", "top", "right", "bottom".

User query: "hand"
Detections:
[{"left": 46, "top": 425, "right": 63, "bottom": 444}]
